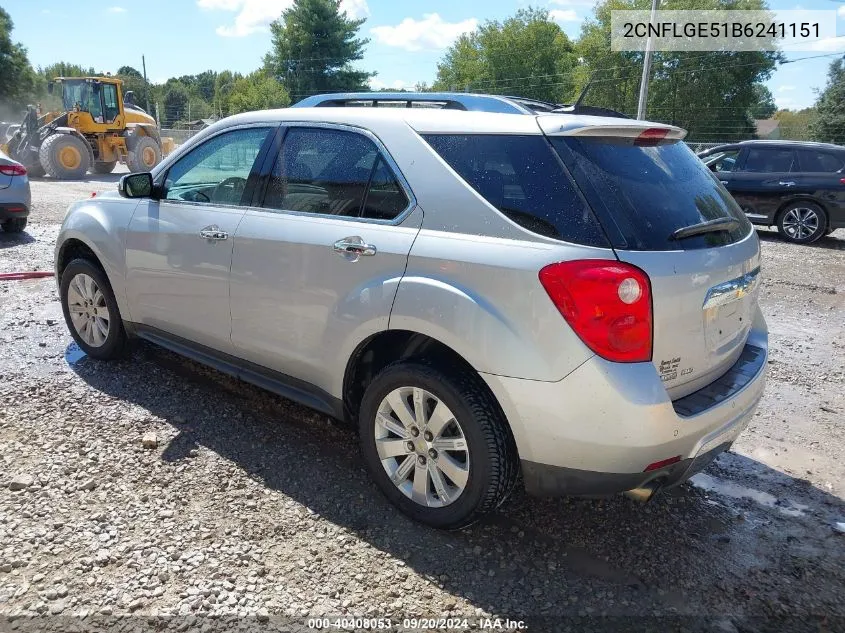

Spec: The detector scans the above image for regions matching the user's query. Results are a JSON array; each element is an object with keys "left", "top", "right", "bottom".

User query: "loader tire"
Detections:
[
  {"left": 39, "top": 134, "right": 91, "bottom": 180},
  {"left": 128, "top": 136, "right": 161, "bottom": 172},
  {"left": 26, "top": 162, "right": 45, "bottom": 178},
  {"left": 93, "top": 161, "right": 117, "bottom": 174}
]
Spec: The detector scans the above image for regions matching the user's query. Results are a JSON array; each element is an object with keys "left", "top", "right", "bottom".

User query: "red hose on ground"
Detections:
[{"left": 0, "top": 271, "right": 55, "bottom": 281}]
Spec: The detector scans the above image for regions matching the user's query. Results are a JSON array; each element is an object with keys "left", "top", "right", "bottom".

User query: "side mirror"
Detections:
[{"left": 119, "top": 172, "right": 154, "bottom": 199}]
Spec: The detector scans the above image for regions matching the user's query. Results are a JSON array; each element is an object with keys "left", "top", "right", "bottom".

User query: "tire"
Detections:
[
  {"left": 358, "top": 361, "right": 518, "bottom": 529},
  {"left": 1, "top": 218, "right": 27, "bottom": 233},
  {"left": 59, "top": 259, "right": 128, "bottom": 361},
  {"left": 128, "top": 136, "right": 161, "bottom": 172},
  {"left": 825, "top": 227, "right": 835, "bottom": 236},
  {"left": 26, "top": 162, "right": 45, "bottom": 178},
  {"left": 39, "top": 133, "right": 92, "bottom": 180},
  {"left": 93, "top": 160, "right": 117, "bottom": 174},
  {"left": 776, "top": 202, "right": 827, "bottom": 244}
]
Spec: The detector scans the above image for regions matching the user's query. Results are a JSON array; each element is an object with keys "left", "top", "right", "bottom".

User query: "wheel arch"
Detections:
[{"left": 342, "top": 329, "right": 522, "bottom": 458}]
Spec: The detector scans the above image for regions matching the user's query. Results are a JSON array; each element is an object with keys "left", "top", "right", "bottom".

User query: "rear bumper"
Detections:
[
  {"left": 0, "top": 202, "right": 29, "bottom": 220},
  {"left": 482, "top": 328, "right": 767, "bottom": 497}
]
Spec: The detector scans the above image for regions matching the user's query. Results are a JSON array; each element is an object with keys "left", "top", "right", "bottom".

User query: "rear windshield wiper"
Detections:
[{"left": 670, "top": 217, "right": 740, "bottom": 241}]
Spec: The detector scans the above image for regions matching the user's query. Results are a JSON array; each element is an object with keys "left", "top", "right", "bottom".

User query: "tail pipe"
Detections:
[{"left": 623, "top": 479, "right": 665, "bottom": 503}]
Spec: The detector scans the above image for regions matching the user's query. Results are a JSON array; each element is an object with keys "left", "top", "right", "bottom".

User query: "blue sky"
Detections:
[{"left": 5, "top": 0, "right": 845, "bottom": 111}]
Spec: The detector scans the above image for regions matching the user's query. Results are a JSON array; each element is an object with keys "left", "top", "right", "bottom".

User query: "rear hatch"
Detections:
[{"left": 540, "top": 116, "right": 760, "bottom": 399}]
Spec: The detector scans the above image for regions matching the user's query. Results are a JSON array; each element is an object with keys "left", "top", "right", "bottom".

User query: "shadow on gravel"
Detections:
[
  {"left": 68, "top": 341, "right": 845, "bottom": 631},
  {"left": 0, "top": 230, "right": 35, "bottom": 249},
  {"left": 757, "top": 230, "right": 845, "bottom": 251}
]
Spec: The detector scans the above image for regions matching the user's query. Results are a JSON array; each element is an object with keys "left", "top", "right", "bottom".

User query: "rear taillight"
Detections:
[
  {"left": 0, "top": 164, "right": 27, "bottom": 177},
  {"left": 539, "top": 260, "right": 653, "bottom": 363},
  {"left": 634, "top": 128, "right": 669, "bottom": 147},
  {"left": 840, "top": 178, "right": 845, "bottom": 185}
]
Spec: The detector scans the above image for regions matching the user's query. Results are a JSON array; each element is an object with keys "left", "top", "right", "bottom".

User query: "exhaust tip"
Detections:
[{"left": 623, "top": 480, "right": 664, "bottom": 503}]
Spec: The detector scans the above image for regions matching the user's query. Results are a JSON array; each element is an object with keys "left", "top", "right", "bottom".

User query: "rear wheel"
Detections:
[
  {"left": 26, "top": 162, "right": 45, "bottom": 178},
  {"left": 1, "top": 218, "right": 27, "bottom": 233},
  {"left": 59, "top": 259, "right": 128, "bottom": 360},
  {"left": 777, "top": 202, "right": 827, "bottom": 244},
  {"left": 128, "top": 136, "right": 161, "bottom": 172},
  {"left": 39, "top": 134, "right": 91, "bottom": 180},
  {"left": 358, "top": 362, "right": 518, "bottom": 529},
  {"left": 93, "top": 160, "right": 117, "bottom": 174}
]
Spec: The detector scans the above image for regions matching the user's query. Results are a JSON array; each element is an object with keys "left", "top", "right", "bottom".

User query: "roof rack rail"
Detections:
[{"left": 292, "top": 92, "right": 629, "bottom": 118}]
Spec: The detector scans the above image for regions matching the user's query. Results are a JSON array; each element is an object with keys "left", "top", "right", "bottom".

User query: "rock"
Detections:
[
  {"left": 834, "top": 522, "right": 845, "bottom": 534},
  {"left": 257, "top": 608, "right": 270, "bottom": 622},
  {"left": 0, "top": 563, "right": 11, "bottom": 573},
  {"left": 78, "top": 480, "right": 97, "bottom": 492},
  {"left": 49, "top": 600, "right": 67, "bottom": 614},
  {"left": 142, "top": 432, "right": 158, "bottom": 449},
  {"left": 9, "top": 473, "right": 34, "bottom": 491}
]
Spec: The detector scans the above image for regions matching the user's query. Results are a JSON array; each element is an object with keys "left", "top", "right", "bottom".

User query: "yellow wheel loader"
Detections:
[{"left": 0, "top": 77, "right": 175, "bottom": 179}]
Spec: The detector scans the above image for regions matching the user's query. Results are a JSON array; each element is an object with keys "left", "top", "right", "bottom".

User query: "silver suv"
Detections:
[{"left": 55, "top": 106, "right": 768, "bottom": 528}]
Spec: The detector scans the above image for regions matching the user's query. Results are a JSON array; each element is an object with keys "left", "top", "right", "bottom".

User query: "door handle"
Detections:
[
  {"left": 199, "top": 225, "right": 228, "bottom": 241},
  {"left": 333, "top": 236, "right": 377, "bottom": 257},
  {"left": 778, "top": 181, "right": 796, "bottom": 187},
  {"left": 720, "top": 180, "right": 729, "bottom": 185}
]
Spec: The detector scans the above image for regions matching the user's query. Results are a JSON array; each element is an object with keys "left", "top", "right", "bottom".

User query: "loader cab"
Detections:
[{"left": 51, "top": 77, "right": 124, "bottom": 128}]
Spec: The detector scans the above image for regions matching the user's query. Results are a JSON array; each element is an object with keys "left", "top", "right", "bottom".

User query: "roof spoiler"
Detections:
[{"left": 537, "top": 117, "right": 687, "bottom": 140}]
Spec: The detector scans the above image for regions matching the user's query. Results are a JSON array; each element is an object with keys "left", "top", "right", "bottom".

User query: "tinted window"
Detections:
[
  {"left": 102, "top": 84, "right": 119, "bottom": 123},
  {"left": 550, "top": 137, "right": 752, "bottom": 251},
  {"left": 164, "top": 127, "right": 272, "bottom": 205},
  {"left": 361, "top": 156, "right": 409, "bottom": 220},
  {"left": 422, "top": 134, "right": 608, "bottom": 246},
  {"left": 263, "top": 128, "right": 406, "bottom": 219},
  {"left": 742, "top": 148, "right": 795, "bottom": 172},
  {"left": 798, "top": 150, "right": 845, "bottom": 173}
]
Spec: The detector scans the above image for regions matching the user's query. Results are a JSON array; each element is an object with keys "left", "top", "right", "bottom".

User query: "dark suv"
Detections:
[{"left": 699, "top": 140, "right": 845, "bottom": 243}]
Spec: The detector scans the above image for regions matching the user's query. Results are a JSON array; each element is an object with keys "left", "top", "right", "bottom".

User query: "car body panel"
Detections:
[{"left": 0, "top": 150, "right": 32, "bottom": 219}]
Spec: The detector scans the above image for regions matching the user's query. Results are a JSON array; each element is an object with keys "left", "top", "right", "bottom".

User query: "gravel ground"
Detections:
[{"left": 1, "top": 171, "right": 844, "bottom": 633}]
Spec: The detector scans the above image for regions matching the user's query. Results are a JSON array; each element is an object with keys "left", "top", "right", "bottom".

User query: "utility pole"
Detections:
[
  {"left": 142, "top": 55, "right": 150, "bottom": 113},
  {"left": 636, "top": 0, "right": 659, "bottom": 120}
]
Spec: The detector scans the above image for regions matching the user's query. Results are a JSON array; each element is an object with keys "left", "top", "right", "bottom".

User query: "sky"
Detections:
[{"left": 4, "top": 0, "right": 845, "bottom": 112}]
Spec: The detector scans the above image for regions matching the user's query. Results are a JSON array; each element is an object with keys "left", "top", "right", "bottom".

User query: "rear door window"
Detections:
[
  {"left": 741, "top": 147, "right": 796, "bottom": 172},
  {"left": 550, "top": 137, "right": 752, "bottom": 251},
  {"left": 797, "top": 150, "right": 845, "bottom": 173},
  {"left": 422, "top": 134, "right": 609, "bottom": 247}
]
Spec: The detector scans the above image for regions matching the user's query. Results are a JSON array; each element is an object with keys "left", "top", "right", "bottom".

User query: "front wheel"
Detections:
[
  {"left": 128, "top": 136, "right": 161, "bottom": 172},
  {"left": 359, "top": 362, "right": 518, "bottom": 529},
  {"left": 777, "top": 202, "right": 827, "bottom": 244},
  {"left": 59, "top": 259, "right": 128, "bottom": 360}
]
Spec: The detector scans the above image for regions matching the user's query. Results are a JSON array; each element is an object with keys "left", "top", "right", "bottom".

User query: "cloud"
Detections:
[
  {"left": 107, "top": 6, "right": 127, "bottom": 13},
  {"left": 368, "top": 78, "right": 411, "bottom": 91},
  {"left": 549, "top": 0, "right": 597, "bottom": 6},
  {"left": 199, "top": 0, "right": 369, "bottom": 37},
  {"left": 839, "top": 5, "right": 845, "bottom": 17},
  {"left": 777, "top": 85, "right": 796, "bottom": 92},
  {"left": 801, "top": 36, "right": 845, "bottom": 52},
  {"left": 371, "top": 14, "right": 478, "bottom": 52},
  {"left": 549, "top": 9, "right": 579, "bottom": 22}
]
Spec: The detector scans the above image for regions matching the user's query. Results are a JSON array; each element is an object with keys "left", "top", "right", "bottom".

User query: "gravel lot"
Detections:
[{"left": 1, "top": 170, "right": 844, "bottom": 633}]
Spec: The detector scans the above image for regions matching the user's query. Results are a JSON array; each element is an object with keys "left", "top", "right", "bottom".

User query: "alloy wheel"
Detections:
[
  {"left": 66, "top": 273, "right": 110, "bottom": 347},
  {"left": 782, "top": 207, "right": 820, "bottom": 241},
  {"left": 374, "top": 386, "right": 470, "bottom": 508}
]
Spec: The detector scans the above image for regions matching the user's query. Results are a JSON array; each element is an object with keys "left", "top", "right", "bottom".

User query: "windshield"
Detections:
[
  {"left": 61, "top": 81, "right": 103, "bottom": 119},
  {"left": 550, "top": 137, "right": 752, "bottom": 251}
]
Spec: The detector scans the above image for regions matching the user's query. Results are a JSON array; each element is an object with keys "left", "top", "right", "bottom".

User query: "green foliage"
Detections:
[
  {"left": 434, "top": 8, "right": 577, "bottom": 103},
  {"left": 749, "top": 84, "right": 776, "bottom": 120},
  {"left": 574, "top": 0, "right": 781, "bottom": 141},
  {"left": 810, "top": 57, "right": 845, "bottom": 144},
  {"left": 41, "top": 61, "right": 97, "bottom": 79},
  {"left": 264, "top": 0, "right": 373, "bottom": 101},
  {"left": 163, "top": 82, "right": 189, "bottom": 126},
  {"left": 0, "top": 7, "right": 39, "bottom": 116},
  {"left": 773, "top": 108, "right": 815, "bottom": 141},
  {"left": 228, "top": 71, "right": 291, "bottom": 114}
]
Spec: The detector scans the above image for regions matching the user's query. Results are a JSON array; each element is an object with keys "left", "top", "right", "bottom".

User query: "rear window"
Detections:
[
  {"left": 798, "top": 150, "right": 845, "bottom": 173},
  {"left": 422, "top": 134, "right": 609, "bottom": 247},
  {"left": 550, "top": 137, "right": 752, "bottom": 251}
]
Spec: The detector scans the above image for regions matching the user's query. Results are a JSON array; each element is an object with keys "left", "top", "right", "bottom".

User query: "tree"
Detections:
[
  {"left": 41, "top": 61, "right": 97, "bottom": 79},
  {"left": 264, "top": 0, "right": 373, "bottom": 101},
  {"left": 163, "top": 82, "right": 189, "bottom": 126},
  {"left": 574, "top": 0, "right": 782, "bottom": 142},
  {"left": 434, "top": 8, "right": 578, "bottom": 104},
  {"left": 228, "top": 71, "right": 291, "bottom": 114},
  {"left": 774, "top": 108, "right": 815, "bottom": 141},
  {"left": 0, "top": 7, "right": 38, "bottom": 116},
  {"left": 749, "top": 83, "right": 776, "bottom": 120},
  {"left": 810, "top": 57, "right": 845, "bottom": 144}
]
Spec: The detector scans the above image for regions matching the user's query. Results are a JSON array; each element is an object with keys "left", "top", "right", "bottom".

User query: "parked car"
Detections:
[
  {"left": 0, "top": 149, "right": 31, "bottom": 233},
  {"left": 55, "top": 105, "right": 768, "bottom": 528},
  {"left": 699, "top": 140, "right": 845, "bottom": 243}
]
